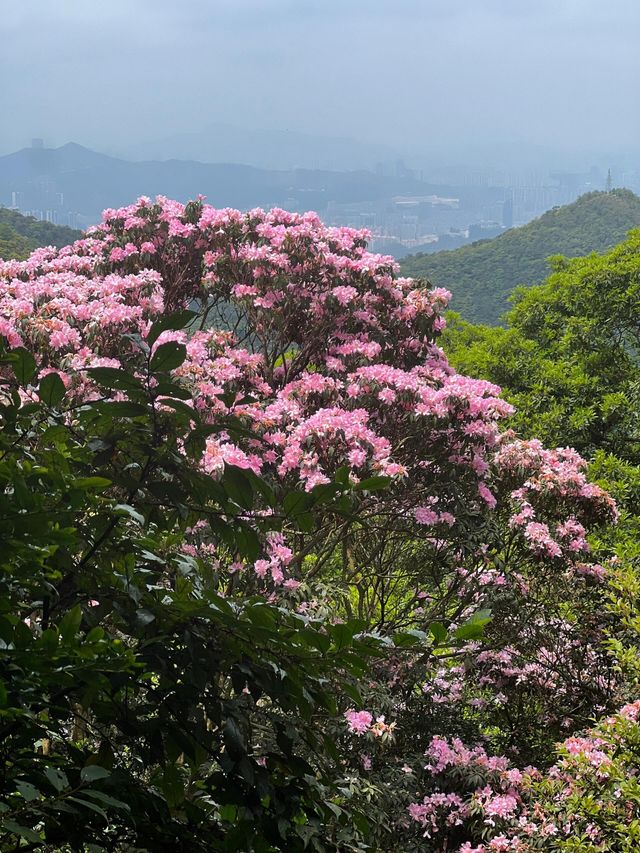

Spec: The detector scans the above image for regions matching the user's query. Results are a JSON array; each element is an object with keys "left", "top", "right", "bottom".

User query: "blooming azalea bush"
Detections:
[
  {"left": 0, "top": 196, "right": 626, "bottom": 851},
  {"left": 405, "top": 701, "right": 640, "bottom": 852},
  {"left": 0, "top": 196, "right": 615, "bottom": 602}
]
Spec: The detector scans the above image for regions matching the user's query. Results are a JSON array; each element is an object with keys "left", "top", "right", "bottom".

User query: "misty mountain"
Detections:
[
  {"left": 0, "top": 142, "right": 121, "bottom": 181},
  {"left": 400, "top": 189, "right": 640, "bottom": 325},
  {"left": 117, "top": 123, "right": 400, "bottom": 172}
]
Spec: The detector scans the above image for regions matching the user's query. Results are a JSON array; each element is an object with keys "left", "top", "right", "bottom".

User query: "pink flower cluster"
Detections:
[
  {"left": 409, "top": 700, "right": 640, "bottom": 850},
  {"left": 0, "top": 197, "right": 615, "bottom": 595},
  {"left": 344, "top": 709, "right": 373, "bottom": 734},
  {"left": 423, "top": 736, "right": 511, "bottom": 775},
  {"left": 408, "top": 792, "right": 469, "bottom": 839},
  {"left": 409, "top": 736, "right": 531, "bottom": 847},
  {"left": 496, "top": 439, "right": 617, "bottom": 567},
  {"left": 344, "top": 709, "right": 396, "bottom": 739}
]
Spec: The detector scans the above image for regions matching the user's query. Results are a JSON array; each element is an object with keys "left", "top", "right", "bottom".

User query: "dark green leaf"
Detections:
[
  {"left": 94, "top": 401, "right": 149, "bottom": 418},
  {"left": 59, "top": 604, "right": 83, "bottom": 642},
  {"left": 1, "top": 821, "right": 41, "bottom": 843},
  {"left": 10, "top": 348, "right": 36, "bottom": 386},
  {"left": 354, "top": 476, "right": 391, "bottom": 492},
  {"left": 150, "top": 342, "right": 187, "bottom": 373},
  {"left": 147, "top": 310, "right": 197, "bottom": 347},
  {"left": 80, "top": 765, "right": 111, "bottom": 782},
  {"left": 113, "top": 503, "right": 145, "bottom": 525},
  {"left": 68, "top": 796, "right": 108, "bottom": 820},
  {"left": 283, "top": 490, "right": 313, "bottom": 517},
  {"left": 224, "top": 718, "right": 247, "bottom": 760},
  {"left": 334, "top": 465, "right": 350, "bottom": 485},
  {"left": 85, "top": 367, "right": 144, "bottom": 392},
  {"left": 39, "top": 371, "right": 66, "bottom": 406},
  {"left": 82, "top": 791, "right": 130, "bottom": 812},
  {"left": 72, "top": 476, "right": 112, "bottom": 490},
  {"left": 44, "top": 767, "right": 68, "bottom": 792},
  {"left": 235, "top": 523, "right": 261, "bottom": 561},
  {"left": 15, "top": 781, "right": 40, "bottom": 802},
  {"left": 455, "top": 609, "right": 492, "bottom": 641},
  {"left": 429, "top": 622, "right": 448, "bottom": 645},
  {"left": 224, "top": 466, "right": 254, "bottom": 509}
]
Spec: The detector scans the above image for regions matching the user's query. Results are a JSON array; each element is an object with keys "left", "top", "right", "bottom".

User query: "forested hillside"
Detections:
[
  {"left": 0, "top": 207, "right": 80, "bottom": 259},
  {"left": 401, "top": 189, "right": 640, "bottom": 324},
  {"left": 442, "top": 228, "right": 640, "bottom": 464}
]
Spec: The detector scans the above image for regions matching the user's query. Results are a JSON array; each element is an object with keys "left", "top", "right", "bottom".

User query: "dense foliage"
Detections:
[
  {"left": 0, "top": 208, "right": 80, "bottom": 262},
  {"left": 401, "top": 189, "right": 640, "bottom": 325},
  {"left": 0, "top": 195, "right": 633, "bottom": 851},
  {"left": 442, "top": 229, "right": 640, "bottom": 467}
]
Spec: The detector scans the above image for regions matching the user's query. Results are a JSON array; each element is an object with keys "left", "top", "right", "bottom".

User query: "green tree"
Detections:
[{"left": 443, "top": 228, "right": 640, "bottom": 467}]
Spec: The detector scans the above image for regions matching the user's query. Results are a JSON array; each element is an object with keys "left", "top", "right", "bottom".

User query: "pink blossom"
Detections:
[{"left": 344, "top": 709, "right": 373, "bottom": 735}]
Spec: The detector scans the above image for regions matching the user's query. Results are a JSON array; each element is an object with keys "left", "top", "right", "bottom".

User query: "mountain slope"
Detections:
[
  {"left": 0, "top": 208, "right": 80, "bottom": 260},
  {"left": 400, "top": 189, "right": 640, "bottom": 324},
  {"left": 0, "top": 143, "right": 429, "bottom": 226}
]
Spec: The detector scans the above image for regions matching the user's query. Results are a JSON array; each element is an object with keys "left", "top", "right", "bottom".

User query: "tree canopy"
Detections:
[{"left": 443, "top": 228, "right": 640, "bottom": 466}]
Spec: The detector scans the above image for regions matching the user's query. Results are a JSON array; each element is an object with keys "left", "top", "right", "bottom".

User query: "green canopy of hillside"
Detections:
[
  {"left": 0, "top": 208, "right": 80, "bottom": 260},
  {"left": 400, "top": 189, "right": 640, "bottom": 325}
]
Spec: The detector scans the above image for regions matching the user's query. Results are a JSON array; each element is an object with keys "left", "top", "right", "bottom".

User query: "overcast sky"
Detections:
[{"left": 1, "top": 0, "right": 638, "bottom": 166}]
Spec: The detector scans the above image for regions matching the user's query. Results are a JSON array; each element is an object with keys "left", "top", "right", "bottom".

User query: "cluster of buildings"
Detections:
[
  {"left": 321, "top": 166, "right": 640, "bottom": 258},
  {"left": 8, "top": 189, "right": 83, "bottom": 229}
]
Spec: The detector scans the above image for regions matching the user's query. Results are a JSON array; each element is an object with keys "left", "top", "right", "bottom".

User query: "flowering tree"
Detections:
[{"left": 0, "top": 196, "right": 621, "bottom": 850}]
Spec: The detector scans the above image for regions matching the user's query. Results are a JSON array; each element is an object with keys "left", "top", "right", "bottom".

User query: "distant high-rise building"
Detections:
[
  {"left": 502, "top": 194, "right": 514, "bottom": 229},
  {"left": 394, "top": 159, "right": 413, "bottom": 180},
  {"left": 606, "top": 169, "right": 613, "bottom": 192}
]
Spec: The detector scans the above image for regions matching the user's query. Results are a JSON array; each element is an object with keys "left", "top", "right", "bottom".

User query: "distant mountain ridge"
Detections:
[
  {"left": 400, "top": 189, "right": 640, "bottom": 325},
  {"left": 0, "top": 207, "right": 80, "bottom": 260},
  {"left": 119, "top": 122, "right": 400, "bottom": 171},
  {"left": 0, "top": 142, "right": 501, "bottom": 232},
  {"left": 0, "top": 142, "right": 121, "bottom": 180}
]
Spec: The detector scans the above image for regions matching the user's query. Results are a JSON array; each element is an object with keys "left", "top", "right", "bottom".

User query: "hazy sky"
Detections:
[{"left": 2, "top": 0, "right": 639, "bottom": 164}]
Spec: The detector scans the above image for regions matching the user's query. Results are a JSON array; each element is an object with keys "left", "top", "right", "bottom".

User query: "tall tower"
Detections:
[
  {"left": 606, "top": 169, "right": 613, "bottom": 192},
  {"left": 502, "top": 192, "right": 514, "bottom": 229}
]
